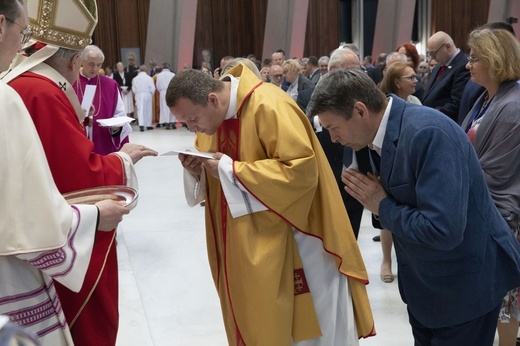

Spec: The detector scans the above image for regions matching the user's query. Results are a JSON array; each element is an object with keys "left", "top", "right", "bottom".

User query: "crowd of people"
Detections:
[
  {"left": 1, "top": 0, "right": 519, "bottom": 345},
  {"left": 162, "top": 23, "right": 520, "bottom": 346}
]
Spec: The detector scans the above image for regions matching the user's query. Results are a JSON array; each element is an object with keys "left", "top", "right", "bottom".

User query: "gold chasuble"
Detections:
[{"left": 195, "top": 65, "right": 374, "bottom": 345}]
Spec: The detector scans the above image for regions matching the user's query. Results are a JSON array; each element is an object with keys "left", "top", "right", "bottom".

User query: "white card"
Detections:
[
  {"left": 160, "top": 150, "right": 214, "bottom": 159},
  {"left": 81, "top": 85, "right": 96, "bottom": 111}
]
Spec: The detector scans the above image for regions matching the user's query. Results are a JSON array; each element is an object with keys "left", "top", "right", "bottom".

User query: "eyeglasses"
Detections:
[
  {"left": 282, "top": 70, "right": 289, "bottom": 74},
  {"left": 5, "top": 17, "right": 32, "bottom": 44},
  {"left": 427, "top": 43, "right": 446, "bottom": 58},
  {"left": 466, "top": 56, "right": 480, "bottom": 66},
  {"left": 271, "top": 74, "right": 283, "bottom": 78},
  {"left": 399, "top": 74, "right": 419, "bottom": 81}
]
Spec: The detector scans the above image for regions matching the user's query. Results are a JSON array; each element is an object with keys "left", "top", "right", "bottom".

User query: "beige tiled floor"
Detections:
[{"left": 115, "top": 124, "right": 501, "bottom": 345}]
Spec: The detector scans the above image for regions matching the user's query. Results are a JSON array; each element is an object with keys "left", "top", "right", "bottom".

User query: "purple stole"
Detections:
[{"left": 73, "top": 74, "right": 129, "bottom": 155}]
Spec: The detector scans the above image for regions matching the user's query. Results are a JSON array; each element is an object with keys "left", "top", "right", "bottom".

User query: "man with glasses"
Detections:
[
  {"left": 297, "top": 48, "right": 372, "bottom": 240},
  {"left": 421, "top": 31, "right": 470, "bottom": 123},
  {"left": 268, "top": 64, "right": 285, "bottom": 88},
  {"left": 4, "top": 15, "right": 31, "bottom": 44}
]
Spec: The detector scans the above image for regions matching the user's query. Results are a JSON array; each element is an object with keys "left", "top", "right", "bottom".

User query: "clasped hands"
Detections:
[
  {"left": 342, "top": 169, "right": 388, "bottom": 216},
  {"left": 179, "top": 152, "right": 223, "bottom": 180}
]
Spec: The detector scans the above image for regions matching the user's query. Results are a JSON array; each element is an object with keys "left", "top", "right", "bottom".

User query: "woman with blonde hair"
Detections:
[
  {"left": 259, "top": 66, "right": 270, "bottom": 82},
  {"left": 281, "top": 59, "right": 313, "bottom": 101},
  {"left": 461, "top": 28, "right": 520, "bottom": 346}
]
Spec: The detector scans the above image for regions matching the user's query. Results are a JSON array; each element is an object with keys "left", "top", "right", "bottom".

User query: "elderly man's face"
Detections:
[
  {"left": 269, "top": 66, "right": 284, "bottom": 86},
  {"left": 319, "top": 61, "right": 328, "bottom": 75},
  {"left": 82, "top": 53, "right": 104, "bottom": 79}
]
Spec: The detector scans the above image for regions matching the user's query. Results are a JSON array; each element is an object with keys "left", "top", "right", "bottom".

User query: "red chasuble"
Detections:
[{"left": 9, "top": 72, "right": 125, "bottom": 346}]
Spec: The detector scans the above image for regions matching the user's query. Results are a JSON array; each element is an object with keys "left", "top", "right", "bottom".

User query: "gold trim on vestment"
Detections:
[{"left": 29, "top": 0, "right": 97, "bottom": 50}]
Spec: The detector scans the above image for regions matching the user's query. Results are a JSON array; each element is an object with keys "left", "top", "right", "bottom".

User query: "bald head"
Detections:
[
  {"left": 328, "top": 48, "right": 360, "bottom": 71},
  {"left": 269, "top": 64, "right": 283, "bottom": 86},
  {"left": 427, "top": 31, "right": 457, "bottom": 65},
  {"left": 428, "top": 31, "right": 453, "bottom": 47}
]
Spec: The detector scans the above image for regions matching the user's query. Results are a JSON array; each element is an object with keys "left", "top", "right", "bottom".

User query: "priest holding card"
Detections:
[
  {"left": 166, "top": 65, "right": 375, "bottom": 345},
  {"left": 74, "top": 45, "right": 132, "bottom": 155}
]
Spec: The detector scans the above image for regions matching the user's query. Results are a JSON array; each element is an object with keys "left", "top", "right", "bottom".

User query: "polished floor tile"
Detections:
[{"left": 116, "top": 124, "right": 500, "bottom": 345}]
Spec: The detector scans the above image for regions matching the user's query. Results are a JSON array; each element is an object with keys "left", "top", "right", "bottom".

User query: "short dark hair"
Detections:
[
  {"left": 307, "top": 69, "right": 386, "bottom": 120},
  {"left": 275, "top": 48, "right": 286, "bottom": 57},
  {"left": 0, "top": 0, "right": 23, "bottom": 21},
  {"left": 307, "top": 56, "right": 319, "bottom": 67},
  {"left": 166, "top": 69, "right": 224, "bottom": 108}
]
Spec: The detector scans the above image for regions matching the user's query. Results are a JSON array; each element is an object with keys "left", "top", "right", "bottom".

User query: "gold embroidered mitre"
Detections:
[{"left": 28, "top": 0, "right": 98, "bottom": 50}]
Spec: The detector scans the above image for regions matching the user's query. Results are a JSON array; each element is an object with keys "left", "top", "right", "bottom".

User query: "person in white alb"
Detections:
[
  {"left": 131, "top": 65, "right": 156, "bottom": 131},
  {"left": 0, "top": 1, "right": 130, "bottom": 344},
  {"left": 155, "top": 62, "right": 177, "bottom": 129}
]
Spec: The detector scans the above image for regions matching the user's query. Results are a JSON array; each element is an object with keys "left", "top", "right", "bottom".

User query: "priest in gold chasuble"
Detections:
[{"left": 166, "top": 64, "right": 375, "bottom": 345}]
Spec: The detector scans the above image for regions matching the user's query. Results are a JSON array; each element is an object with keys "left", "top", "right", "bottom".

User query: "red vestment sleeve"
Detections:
[
  {"left": 9, "top": 72, "right": 124, "bottom": 344},
  {"left": 10, "top": 72, "right": 125, "bottom": 193}
]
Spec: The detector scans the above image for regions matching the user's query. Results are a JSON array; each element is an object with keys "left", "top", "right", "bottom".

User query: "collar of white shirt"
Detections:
[{"left": 369, "top": 97, "right": 393, "bottom": 156}]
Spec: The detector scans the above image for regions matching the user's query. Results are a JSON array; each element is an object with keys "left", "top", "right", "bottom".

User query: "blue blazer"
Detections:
[
  {"left": 421, "top": 52, "right": 470, "bottom": 122},
  {"left": 378, "top": 96, "right": 520, "bottom": 329}
]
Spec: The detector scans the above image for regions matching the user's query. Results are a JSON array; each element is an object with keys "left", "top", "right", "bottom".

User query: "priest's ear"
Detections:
[{"left": 207, "top": 93, "right": 219, "bottom": 108}]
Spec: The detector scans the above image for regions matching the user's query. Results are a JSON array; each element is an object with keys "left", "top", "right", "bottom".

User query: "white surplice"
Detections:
[
  {"left": 155, "top": 68, "right": 177, "bottom": 124},
  {"left": 131, "top": 71, "right": 156, "bottom": 127},
  {"left": 0, "top": 80, "right": 100, "bottom": 345}
]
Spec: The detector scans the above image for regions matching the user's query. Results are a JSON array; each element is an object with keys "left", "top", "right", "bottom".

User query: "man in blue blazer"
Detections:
[
  {"left": 307, "top": 69, "right": 520, "bottom": 345},
  {"left": 421, "top": 31, "right": 470, "bottom": 123}
]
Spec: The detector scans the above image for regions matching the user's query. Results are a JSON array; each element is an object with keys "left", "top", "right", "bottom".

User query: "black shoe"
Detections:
[
  {"left": 171, "top": 123, "right": 176, "bottom": 129},
  {"left": 146, "top": 127, "right": 154, "bottom": 130},
  {"left": 156, "top": 124, "right": 162, "bottom": 128},
  {"left": 373, "top": 235, "right": 381, "bottom": 242},
  {"left": 165, "top": 124, "right": 171, "bottom": 130},
  {"left": 139, "top": 126, "right": 144, "bottom": 132}
]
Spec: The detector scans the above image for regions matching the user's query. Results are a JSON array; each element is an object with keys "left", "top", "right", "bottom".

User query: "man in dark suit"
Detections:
[
  {"left": 421, "top": 31, "right": 470, "bottom": 122},
  {"left": 308, "top": 69, "right": 520, "bottom": 345},
  {"left": 307, "top": 56, "right": 321, "bottom": 84},
  {"left": 298, "top": 48, "right": 371, "bottom": 238},
  {"left": 299, "top": 86, "right": 370, "bottom": 238}
]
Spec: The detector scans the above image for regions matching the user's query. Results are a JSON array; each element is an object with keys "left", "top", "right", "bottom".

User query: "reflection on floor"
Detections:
[{"left": 115, "top": 124, "right": 501, "bottom": 345}]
